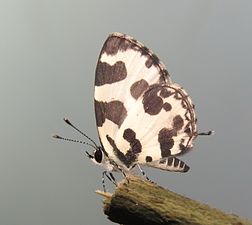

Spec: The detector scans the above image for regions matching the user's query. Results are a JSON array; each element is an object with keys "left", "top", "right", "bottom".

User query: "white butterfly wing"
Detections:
[{"left": 94, "top": 33, "right": 197, "bottom": 171}]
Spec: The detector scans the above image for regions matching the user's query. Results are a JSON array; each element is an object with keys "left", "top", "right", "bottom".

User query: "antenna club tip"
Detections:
[
  {"left": 63, "top": 118, "right": 71, "bottom": 125},
  {"left": 52, "top": 134, "right": 62, "bottom": 139}
]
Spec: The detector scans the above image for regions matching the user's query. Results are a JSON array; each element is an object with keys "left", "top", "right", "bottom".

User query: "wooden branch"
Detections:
[{"left": 96, "top": 176, "right": 252, "bottom": 225}]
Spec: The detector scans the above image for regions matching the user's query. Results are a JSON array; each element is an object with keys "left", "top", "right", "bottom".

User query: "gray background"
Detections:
[{"left": 1, "top": 1, "right": 251, "bottom": 224}]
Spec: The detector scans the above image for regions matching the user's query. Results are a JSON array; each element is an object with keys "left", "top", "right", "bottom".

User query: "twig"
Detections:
[{"left": 96, "top": 176, "right": 252, "bottom": 225}]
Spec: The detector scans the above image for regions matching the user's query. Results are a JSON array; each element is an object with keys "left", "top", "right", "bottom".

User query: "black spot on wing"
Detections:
[
  {"left": 180, "top": 161, "right": 185, "bottom": 168},
  {"left": 158, "top": 128, "right": 176, "bottom": 157},
  {"left": 145, "top": 53, "right": 160, "bottom": 68},
  {"left": 123, "top": 128, "right": 136, "bottom": 142},
  {"left": 183, "top": 164, "right": 190, "bottom": 172},
  {"left": 95, "top": 61, "right": 127, "bottom": 86},
  {"left": 168, "top": 157, "right": 173, "bottom": 166},
  {"left": 94, "top": 100, "right": 127, "bottom": 127},
  {"left": 94, "top": 100, "right": 106, "bottom": 127},
  {"left": 143, "top": 85, "right": 163, "bottom": 115},
  {"left": 174, "top": 158, "right": 179, "bottom": 167},
  {"left": 130, "top": 79, "right": 149, "bottom": 100},
  {"left": 143, "top": 85, "right": 174, "bottom": 115},
  {"left": 101, "top": 35, "right": 133, "bottom": 55},
  {"left": 106, "top": 129, "right": 142, "bottom": 168},
  {"left": 159, "top": 69, "right": 170, "bottom": 84},
  {"left": 123, "top": 128, "right": 142, "bottom": 156},
  {"left": 145, "top": 156, "right": 152, "bottom": 162},
  {"left": 173, "top": 115, "right": 184, "bottom": 131},
  {"left": 106, "top": 135, "right": 133, "bottom": 167},
  {"left": 160, "top": 88, "right": 172, "bottom": 98},
  {"left": 143, "top": 93, "right": 163, "bottom": 115},
  {"left": 163, "top": 102, "right": 172, "bottom": 111}
]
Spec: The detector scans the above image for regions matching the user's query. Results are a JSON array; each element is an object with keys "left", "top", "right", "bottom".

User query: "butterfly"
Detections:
[{"left": 53, "top": 32, "right": 212, "bottom": 191}]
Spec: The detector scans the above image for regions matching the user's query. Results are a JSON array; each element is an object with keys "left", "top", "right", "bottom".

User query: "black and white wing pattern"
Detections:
[{"left": 94, "top": 32, "right": 197, "bottom": 173}]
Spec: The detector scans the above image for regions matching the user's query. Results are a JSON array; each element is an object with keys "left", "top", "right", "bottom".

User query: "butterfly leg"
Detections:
[
  {"left": 102, "top": 171, "right": 107, "bottom": 192},
  {"left": 109, "top": 172, "right": 117, "bottom": 186},
  {"left": 120, "top": 170, "right": 129, "bottom": 184},
  {"left": 110, "top": 159, "right": 129, "bottom": 184},
  {"left": 102, "top": 171, "right": 117, "bottom": 192},
  {"left": 136, "top": 164, "right": 152, "bottom": 182}
]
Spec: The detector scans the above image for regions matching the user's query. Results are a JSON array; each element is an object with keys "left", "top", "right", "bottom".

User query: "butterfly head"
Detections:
[
  {"left": 85, "top": 146, "right": 115, "bottom": 171},
  {"left": 85, "top": 146, "right": 103, "bottom": 164}
]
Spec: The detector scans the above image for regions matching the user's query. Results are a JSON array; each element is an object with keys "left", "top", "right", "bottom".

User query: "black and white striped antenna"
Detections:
[{"left": 52, "top": 118, "right": 98, "bottom": 151}]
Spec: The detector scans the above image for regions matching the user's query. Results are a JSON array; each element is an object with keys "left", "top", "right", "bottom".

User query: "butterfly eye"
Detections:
[{"left": 94, "top": 149, "right": 103, "bottom": 163}]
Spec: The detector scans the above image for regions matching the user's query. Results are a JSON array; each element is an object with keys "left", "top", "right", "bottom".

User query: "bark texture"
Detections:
[{"left": 96, "top": 176, "right": 252, "bottom": 225}]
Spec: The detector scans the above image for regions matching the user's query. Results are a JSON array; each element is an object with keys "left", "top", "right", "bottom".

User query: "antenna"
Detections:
[
  {"left": 85, "top": 150, "right": 94, "bottom": 159},
  {"left": 63, "top": 118, "right": 98, "bottom": 148},
  {"left": 52, "top": 134, "right": 97, "bottom": 150}
]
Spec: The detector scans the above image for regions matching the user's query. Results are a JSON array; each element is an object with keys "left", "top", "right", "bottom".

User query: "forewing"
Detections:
[{"left": 94, "top": 33, "right": 197, "bottom": 170}]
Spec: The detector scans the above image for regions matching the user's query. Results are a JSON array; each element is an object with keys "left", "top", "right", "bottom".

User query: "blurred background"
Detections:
[{"left": 0, "top": 1, "right": 251, "bottom": 224}]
